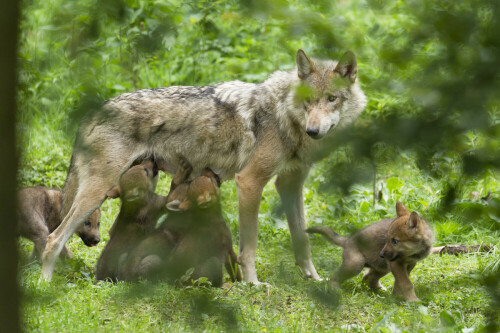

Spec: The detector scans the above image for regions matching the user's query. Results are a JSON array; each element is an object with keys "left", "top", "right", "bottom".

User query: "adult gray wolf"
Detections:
[
  {"left": 17, "top": 186, "right": 100, "bottom": 260},
  {"left": 41, "top": 49, "right": 366, "bottom": 282},
  {"left": 307, "top": 202, "right": 434, "bottom": 302}
]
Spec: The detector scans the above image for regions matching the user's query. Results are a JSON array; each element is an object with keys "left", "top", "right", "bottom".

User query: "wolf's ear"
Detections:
[
  {"left": 335, "top": 50, "right": 358, "bottom": 82},
  {"left": 106, "top": 186, "right": 120, "bottom": 198},
  {"left": 396, "top": 202, "right": 409, "bottom": 217},
  {"left": 296, "top": 49, "right": 315, "bottom": 79},
  {"left": 407, "top": 212, "right": 419, "bottom": 228}
]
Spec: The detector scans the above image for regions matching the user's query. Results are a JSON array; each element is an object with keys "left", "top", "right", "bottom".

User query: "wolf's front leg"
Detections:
[
  {"left": 275, "top": 167, "right": 320, "bottom": 280},
  {"left": 235, "top": 162, "right": 273, "bottom": 284}
]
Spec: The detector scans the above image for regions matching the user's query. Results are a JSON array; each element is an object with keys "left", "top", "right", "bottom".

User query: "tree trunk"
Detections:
[{"left": 0, "top": 0, "right": 21, "bottom": 331}]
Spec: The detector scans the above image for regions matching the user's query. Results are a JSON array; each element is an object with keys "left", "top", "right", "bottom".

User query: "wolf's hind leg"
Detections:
[
  {"left": 41, "top": 160, "right": 126, "bottom": 281},
  {"left": 330, "top": 254, "right": 364, "bottom": 288}
]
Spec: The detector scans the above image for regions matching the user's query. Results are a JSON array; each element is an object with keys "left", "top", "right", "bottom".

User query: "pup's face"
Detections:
[
  {"left": 76, "top": 209, "right": 101, "bottom": 247},
  {"left": 296, "top": 50, "right": 359, "bottom": 140},
  {"left": 380, "top": 202, "right": 428, "bottom": 261},
  {"left": 166, "top": 169, "right": 220, "bottom": 211}
]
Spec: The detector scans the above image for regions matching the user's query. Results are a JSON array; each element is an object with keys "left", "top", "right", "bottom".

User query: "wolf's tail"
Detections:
[{"left": 306, "top": 226, "right": 347, "bottom": 248}]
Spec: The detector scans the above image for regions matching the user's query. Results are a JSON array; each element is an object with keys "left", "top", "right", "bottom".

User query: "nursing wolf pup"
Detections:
[
  {"left": 123, "top": 166, "right": 241, "bottom": 286},
  {"left": 96, "top": 159, "right": 165, "bottom": 282},
  {"left": 42, "top": 49, "right": 366, "bottom": 283},
  {"left": 18, "top": 186, "right": 100, "bottom": 261},
  {"left": 307, "top": 202, "right": 434, "bottom": 302}
]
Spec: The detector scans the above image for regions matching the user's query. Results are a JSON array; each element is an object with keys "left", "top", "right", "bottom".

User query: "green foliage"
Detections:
[{"left": 17, "top": 0, "right": 500, "bottom": 331}]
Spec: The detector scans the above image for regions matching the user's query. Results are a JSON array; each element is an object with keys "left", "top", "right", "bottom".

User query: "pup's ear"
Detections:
[
  {"left": 296, "top": 49, "right": 315, "bottom": 79},
  {"left": 106, "top": 186, "right": 120, "bottom": 198},
  {"left": 407, "top": 212, "right": 419, "bottom": 228},
  {"left": 335, "top": 50, "right": 357, "bottom": 82},
  {"left": 166, "top": 200, "right": 182, "bottom": 211},
  {"left": 166, "top": 199, "right": 191, "bottom": 211},
  {"left": 396, "top": 202, "right": 409, "bottom": 217}
]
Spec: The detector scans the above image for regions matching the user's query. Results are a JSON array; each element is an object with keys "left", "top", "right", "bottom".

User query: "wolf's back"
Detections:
[{"left": 306, "top": 226, "right": 347, "bottom": 248}]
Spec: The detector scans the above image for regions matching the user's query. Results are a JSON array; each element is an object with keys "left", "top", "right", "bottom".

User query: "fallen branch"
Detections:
[{"left": 431, "top": 244, "right": 495, "bottom": 256}]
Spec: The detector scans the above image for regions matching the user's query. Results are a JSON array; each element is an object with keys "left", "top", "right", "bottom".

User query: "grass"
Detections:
[{"left": 18, "top": 153, "right": 500, "bottom": 332}]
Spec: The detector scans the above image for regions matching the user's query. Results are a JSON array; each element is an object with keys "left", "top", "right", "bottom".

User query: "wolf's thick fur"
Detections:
[
  {"left": 42, "top": 50, "right": 366, "bottom": 282},
  {"left": 18, "top": 186, "right": 100, "bottom": 260},
  {"left": 307, "top": 202, "right": 434, "bottom": 302}
]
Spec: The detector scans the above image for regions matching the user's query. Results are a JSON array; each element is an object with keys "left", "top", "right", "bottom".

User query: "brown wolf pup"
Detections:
[
  {"left": 306, "top": 202, "right": 433, "bottom": 302},
  {"left": 96, "top": 159, "right": 166, "bottom": 282},
  {"left": 17, "top": 186, "right": 100, "bottom": 260},
  {"left": 123, "top": 167, "right": 241, "bottom": 286},
  {"left": 42, "top": 49, "right": 366, "bottom": 283}
]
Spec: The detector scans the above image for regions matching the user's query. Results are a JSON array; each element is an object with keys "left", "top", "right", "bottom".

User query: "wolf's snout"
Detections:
[
  {"left": 83, "top": 236, "right": 100, "bottom": 247},
  {"left": 379, "top": 251, "right": 385, "bottom": 258},
  {"left": 306, "top": 127, "right": 320, "bottom": 138}
]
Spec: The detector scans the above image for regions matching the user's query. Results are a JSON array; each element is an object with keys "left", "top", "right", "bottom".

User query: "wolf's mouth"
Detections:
[{"left": 388, "top": 254, "right": 400, "bottom": 262}]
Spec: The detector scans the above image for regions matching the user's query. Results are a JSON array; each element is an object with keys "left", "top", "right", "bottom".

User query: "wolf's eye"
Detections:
[
  {"left": 391, "top": 238, "right": 398, "bottom": 245},
  {"left": 327, "top": 95, "right": 337, "bottom": 102},
  {"left": 84, "top": 221, "right": 91, "bottom": 227}
]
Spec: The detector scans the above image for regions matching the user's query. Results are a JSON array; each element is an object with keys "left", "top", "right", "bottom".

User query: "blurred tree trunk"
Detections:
[{"left": 0, "top": 0, "right": 21, "bottom": 332}]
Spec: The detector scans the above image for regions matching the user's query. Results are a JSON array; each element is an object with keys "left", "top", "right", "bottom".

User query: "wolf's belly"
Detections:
[{"left": 151, "top": 128, "right": 256, "bottom": 181}]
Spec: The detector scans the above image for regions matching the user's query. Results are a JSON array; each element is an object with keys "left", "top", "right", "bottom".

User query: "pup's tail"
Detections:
[{"left": 306, "top": 226, "right": 347, "bottom": 248}]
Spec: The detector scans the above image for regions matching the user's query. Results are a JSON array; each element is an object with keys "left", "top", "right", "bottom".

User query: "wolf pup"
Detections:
[
  {"left": 96, "top": 159, "right": 165, "bottom": 282},
  {"left": 307, "top": 202, "right": 433, "bottom": 302},
  {"left": 163, "top": 167, "right": 241, "bottom": 287},
  {"left": 42, "top": 49, "right": 366, "bottom": 284},
  {"left": 124, "top": 166, "right": 241, "bottom": 286},
  {"left": 18, "top": 186, "right": 100, "bottom": 260}
]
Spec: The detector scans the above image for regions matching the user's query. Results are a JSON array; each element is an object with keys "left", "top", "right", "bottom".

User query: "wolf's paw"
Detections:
[{"left": 296, "top": 261, "right": 321, "bottom": 280}]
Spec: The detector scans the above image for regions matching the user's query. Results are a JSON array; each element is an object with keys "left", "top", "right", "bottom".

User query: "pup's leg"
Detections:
[
  {"left": 275, "top": 167, "right": 320, "bottom": 280},
  {"left": 225, "top": 249, "right": 242, "bottom": 282},
  {"left": 170, "top": 157, "right": 192, "bottom": 191},
  {"left": 390, "top": 261, "right": 420, "bottom": 302},
  {"left": 235, "top": 160, "right": 274, "bottom": 284},
  {"left": 30, "top": 234, "right": 48, "bottom": 261},
  {"left": 362, "top": 268, "right": 388, "bottom": 290},
  {"left": 330, "top": 253, "right": 364, "bottom": 288},
  {"left": 60, "top": 245, "right": 73, "bottom": 260},
  {"left": 19, "top": 209, "right": 49, "bottom": 261}
]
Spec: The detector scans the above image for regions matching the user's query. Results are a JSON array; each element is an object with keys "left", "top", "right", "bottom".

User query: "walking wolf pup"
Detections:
[
  {"left": 41, "top": 49, "right": 366, "bottom": 283},
  {"left": 307, "top": 202, "right": 434, "bottom": 302}
]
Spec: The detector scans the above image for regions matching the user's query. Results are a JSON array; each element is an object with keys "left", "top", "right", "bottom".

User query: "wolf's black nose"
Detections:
[
  {"left": 306, "top": 127, "right": 319, "bottom": 138},
  {"left": 379, "top": 252, "right": 385, "bottom": 258}
]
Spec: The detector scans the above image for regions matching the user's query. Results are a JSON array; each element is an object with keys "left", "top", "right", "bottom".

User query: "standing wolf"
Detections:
[{"left": 41, "top": 49, "right": 366, "bottom": 283}]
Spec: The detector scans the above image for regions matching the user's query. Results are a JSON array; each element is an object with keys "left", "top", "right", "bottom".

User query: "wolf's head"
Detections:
[
  {"left": 379, "top": 202, "right": 434, "bottom": 262},
  {"left": 166, "top": 168, "right": 221, "bottom": 211},
  {"left": 106, "top": 159, "right": 159, "bottom": 208},
  {"left": 295, "top": 49, "right": 366, "bottom": 139}
]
